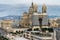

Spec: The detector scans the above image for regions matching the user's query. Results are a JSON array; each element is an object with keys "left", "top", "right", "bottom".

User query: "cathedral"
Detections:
[{"left": 20, "top": 2, "right": 48, "bottom": 29}]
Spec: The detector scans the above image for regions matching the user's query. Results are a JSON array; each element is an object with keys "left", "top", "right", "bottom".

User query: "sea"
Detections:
[{"left": 0, "top": 4, "right": 60, "bottom": 18}]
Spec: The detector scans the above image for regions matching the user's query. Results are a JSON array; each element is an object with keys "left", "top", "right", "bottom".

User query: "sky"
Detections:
[
  {"left": 0, "top": 0, "right": 60, "bottom": 5},
  {"left": 0, "top": 0, "right": 60, "bottom": 17}
]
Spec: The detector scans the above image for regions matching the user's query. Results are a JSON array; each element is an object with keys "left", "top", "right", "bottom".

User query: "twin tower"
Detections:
[
  {"left": 29, "top": 2, "right": 48, "bottom": 29},
  {"left": 29, "top": 2, "right": 47, "bottom": 14}
]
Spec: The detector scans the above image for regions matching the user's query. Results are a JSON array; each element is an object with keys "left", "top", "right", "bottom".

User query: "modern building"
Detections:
[{"left": 1, "top": 20, "right": 13, "bottom": 29}]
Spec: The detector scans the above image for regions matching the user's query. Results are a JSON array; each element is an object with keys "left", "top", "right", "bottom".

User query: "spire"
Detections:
[
  {"left": 31, "top": 2, "right": 34, "bottom": 8},
  {"left": 29, "top": 1, "right": 38, "bottom": 13},
  {"left": 32, "top": 2, "right": 33, "bottom": 6}
]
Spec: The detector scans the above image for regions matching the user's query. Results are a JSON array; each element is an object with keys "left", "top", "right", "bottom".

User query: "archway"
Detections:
[{"left": 39, "top": 18, "right": 42, "bottom": 28}]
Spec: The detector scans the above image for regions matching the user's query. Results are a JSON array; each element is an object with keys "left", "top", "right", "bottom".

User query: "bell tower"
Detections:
[
  {"left": 29, "top": 2, "right": 34, "bottom": 14},
  {"left": 33, "top": 3, "right": 38, "bottom": 12},
  {"left": 42, "top": 4, "right": 47, "bottom": 13},
  {"left": 29, "top": 2, "right": 38, "bottom": 14}
]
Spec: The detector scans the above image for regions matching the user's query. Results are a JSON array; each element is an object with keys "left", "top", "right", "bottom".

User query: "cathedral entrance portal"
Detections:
[{"left": 39, "top": 18, "right": 42, "bottom": 28}]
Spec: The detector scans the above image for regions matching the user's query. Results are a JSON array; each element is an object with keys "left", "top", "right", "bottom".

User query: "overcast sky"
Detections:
[
  {"left": 0, "top": 0, "right": 60, "bottom": 5},
  {"left": 0, "top": 0, "right": 60, "bottom": 17}
]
